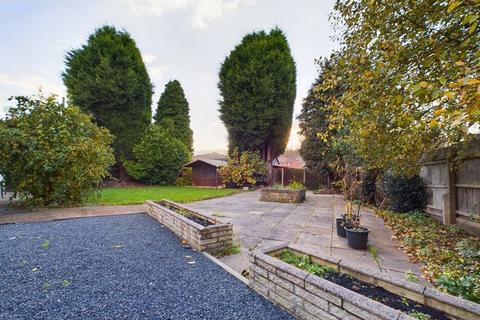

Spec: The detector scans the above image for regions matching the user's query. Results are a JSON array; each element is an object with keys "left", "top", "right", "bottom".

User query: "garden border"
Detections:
[
  {"left": 249, "top": 243, "right": 480, "bottom": 320},
  {"left": 260, "top": 188, "right": 306, "bottom": 203},
  {"left": 145, "top": 200, "right": 233, "bottom": 255}
]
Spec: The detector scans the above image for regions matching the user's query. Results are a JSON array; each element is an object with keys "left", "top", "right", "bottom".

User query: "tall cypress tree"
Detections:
[
  {"left": 298, "top": 57, "right": 344, "bottom": 184},
  {"left": 62, "top": 25, "right": 152, "bottom": 181},
  {"left": 218, "top": 28, "right": 296, "bottom": 184},
  {"left": 154, "top": 80, "right": 193, "bottom": 153}
]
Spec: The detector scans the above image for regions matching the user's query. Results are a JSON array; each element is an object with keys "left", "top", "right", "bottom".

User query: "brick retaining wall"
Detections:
[
  {"left": 249, "top": 244, "right": 480, "bottom": 320},
  {"left": 260, "top": 188, "right": 306, "bottom": 203},
  {"left": 145, "top": 200, "right": 233, "bottom": 255}
]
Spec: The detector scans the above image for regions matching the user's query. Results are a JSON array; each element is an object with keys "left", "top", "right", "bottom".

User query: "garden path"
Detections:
[
  {"left": 189, "top": 191, "right": 425, "bottom": 283},
  {"left": 0, "top": 194, "right": 145, "bottom": 224}
]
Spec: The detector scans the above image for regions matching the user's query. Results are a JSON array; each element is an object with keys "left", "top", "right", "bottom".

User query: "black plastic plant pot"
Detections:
[
  {"left": 345, "top": 227, "right": 369, "bottom": 250},
  {"left": 336, "top": 218, "right": 347, "bottom": 237}
]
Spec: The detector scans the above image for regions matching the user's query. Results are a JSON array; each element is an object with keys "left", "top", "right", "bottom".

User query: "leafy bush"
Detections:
[
  {"left": 358, "top": 170, "right": 379, "bottom": 204},
  {"left": 383, "top": 172, "right": 427, "bottom": 212},
  {"left": 175, "top": 167, "right": 192, "bottom": 186},
  {"left": 218, "top": 148, "right": 266, "bottom": 187},
  {"left": 124, "top": 125, "right": 190, "bottom": 185},
  {"left": 0, "top": 96, "right": 115, "bottom": 207},
  {"left": 288, "top": 180, "right": 304, "bottom": 190},
  {"left": 376, "top": 209, "right": 480, "bottom": 302},
  {"left": 437, "top": 273, "right": 480, "bottom": 303}
]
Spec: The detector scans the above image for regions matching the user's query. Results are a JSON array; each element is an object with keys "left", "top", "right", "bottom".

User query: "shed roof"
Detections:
[{"left": 184, "top": 159, "right": 227, "bottom": 168}]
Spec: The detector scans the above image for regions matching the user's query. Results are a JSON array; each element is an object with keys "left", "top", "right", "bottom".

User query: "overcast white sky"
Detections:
[{"left": 0, "top": 0, "right": 338, "bottom": 154}]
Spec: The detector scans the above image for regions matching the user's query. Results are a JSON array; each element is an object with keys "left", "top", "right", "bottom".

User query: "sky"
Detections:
[{"left": 0, "top": 0, "right": 338, "bottom": 154}]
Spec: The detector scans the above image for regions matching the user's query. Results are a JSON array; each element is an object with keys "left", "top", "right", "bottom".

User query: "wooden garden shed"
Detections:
[{"left": 184, "top": 159, "right": 227, "bottom": 187}]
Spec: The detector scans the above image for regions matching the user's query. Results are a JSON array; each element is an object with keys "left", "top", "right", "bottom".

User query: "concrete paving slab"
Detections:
[{"left": 189, "top": 191, "right": 425, "bottom": 283}]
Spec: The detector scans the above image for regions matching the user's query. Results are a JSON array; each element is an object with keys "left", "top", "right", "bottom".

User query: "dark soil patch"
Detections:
[
  {"left": 184, "top": 214, "right": 212, "bottom": 227},
  {"left": 159, "top": 201, "right": 213, "bottom": 227},
  {"left": 324, "top": 272, "right": 447, "bottom": 319}
]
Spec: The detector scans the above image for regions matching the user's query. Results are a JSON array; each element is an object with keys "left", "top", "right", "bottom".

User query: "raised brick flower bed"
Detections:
[
  {"left": 260, "top": 188, "right": 306, "bottom": 203},
  {"left": 249, "top": 243, "right": 480, "bottom": 320},
  {"left": 145, "top": 200, "right": 233, "bottom": 255}
]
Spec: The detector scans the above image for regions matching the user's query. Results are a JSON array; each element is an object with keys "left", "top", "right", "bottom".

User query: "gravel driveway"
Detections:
[{"left": 0, "top": 214, "right": 292, "bottom": 320}]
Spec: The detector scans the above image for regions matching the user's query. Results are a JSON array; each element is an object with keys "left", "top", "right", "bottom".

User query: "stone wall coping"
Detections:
[
  {"left": 145, "top": 200, "right": 233, "bottom": 255},
  {"left": 424, "top": 287, "right": 480, "bottom": 317},
  {"left": 261, "top": 188, "right": 307, "bottom": 194},
  {"left": 257, "top": 241, "right": 290, "bottom": 254},
  {"left": 145, "top": 200, "right": 231, "bottom": 230},
  {"left": 145, "top": 200, "right": 205, "bottom": 230},
  {"left": 305, "top": 273, "right": 404, "bottom": 319},
  {"left": 257, "top": 243, "right": 480, "bottom": 319},
  {"left": 254, "top": 250, "right": 311, "bottom": 282}
]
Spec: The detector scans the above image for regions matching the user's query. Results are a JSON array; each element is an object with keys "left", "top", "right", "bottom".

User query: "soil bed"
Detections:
[
  {"left": 157, "top": 201, "right": 213, "bottom": 227},
  {"left": 279, "top": 250, "right": 448, "bottom": 320},
  {"left": 324, "top": 272, "right": 447, "bottom": 319}
]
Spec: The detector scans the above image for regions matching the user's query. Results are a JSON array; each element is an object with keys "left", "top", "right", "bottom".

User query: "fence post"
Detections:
[{"left": 443, "top": 166, "right": 457, "bottom": 225}]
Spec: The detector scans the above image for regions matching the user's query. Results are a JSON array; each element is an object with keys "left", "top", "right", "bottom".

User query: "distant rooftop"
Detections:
[
  {"left": 274, "top": 153, "right": 305, "bottom": 169},
  {"left": 184, "top": 159, "right": 227, "bottom": 168},
  {"left": 192, "top": 152, "right": 227, "bottom": 162}
]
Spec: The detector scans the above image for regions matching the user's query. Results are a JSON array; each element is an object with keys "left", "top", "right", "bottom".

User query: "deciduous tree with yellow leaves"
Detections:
[{"left": 322, "top": 0, "right": 479, "bottom": 175}]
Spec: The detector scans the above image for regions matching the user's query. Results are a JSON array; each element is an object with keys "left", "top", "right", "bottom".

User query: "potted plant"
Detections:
[
  {"left": 328, "top": 138, "right": 368, "bottom": 245},
  {"left": 341, "top": 167, "right": 369, "bottom": 250},
  {"left": 345, "top": 206, "right": 369, "bottom": 250},
  {"left": 333, "top": 163, "right": 361, "bottom": 238}
]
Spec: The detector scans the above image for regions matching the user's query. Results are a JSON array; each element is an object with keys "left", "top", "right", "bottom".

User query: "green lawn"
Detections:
[{"left": 90, "top": 186, "right": 240, "bottom": 205}]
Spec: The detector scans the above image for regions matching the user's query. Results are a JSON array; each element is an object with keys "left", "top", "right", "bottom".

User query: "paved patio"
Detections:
[
  {"left": 1, "top": 190, "right": 424, "bottom": 284},
  {"left": 188, "top": 191, "right": 424, "bottom": 281}
]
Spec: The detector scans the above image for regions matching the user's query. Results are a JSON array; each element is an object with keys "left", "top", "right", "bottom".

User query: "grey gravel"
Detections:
[{"left": 0, "top": 214, "right": 292, "bottom": 320}]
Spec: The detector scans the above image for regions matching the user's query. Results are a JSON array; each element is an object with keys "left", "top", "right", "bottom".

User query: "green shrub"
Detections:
[
  {"left": 0, "top": 96, "right": 115, "bottom": 207},
  {"left": 218, "top": 148, "right": 266, "bottom": 187},
  {"left": 175, "top": 167, "right": 192, "bottom": 186},
  {"left": 358, "top": 170, "right": 379, "bottom": 204},
  {"left": 288, "top": 180, "right": 304, "bottom": 190},
  {"left": 437, "top": 273, "right": 480, "bottom": 303},
  {"left": 124, "top": 125, "right": 190, "bottom": 185},
  {"left": 383, "top": 172, "right": 427, "bottom": 212}
]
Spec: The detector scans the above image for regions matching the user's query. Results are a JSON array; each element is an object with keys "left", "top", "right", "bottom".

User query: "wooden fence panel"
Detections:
[
  {"left": 420, "top": 156, "right": 480, "bottom": 234},
  {"left": 456, "top": 157, "right": 480, "bottom": 218},
  {"left": 420, "top": 161, "right": 448, "bottom": 217},
  {"left": 272, "top": 167, "right": 326, "bottom": 189}
]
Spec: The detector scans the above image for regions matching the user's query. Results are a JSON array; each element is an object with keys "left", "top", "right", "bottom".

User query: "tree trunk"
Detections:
[
  {"left": 266, "top": 143, "right": 274, "bottom": 186},
  {"left": 116, "top": 162, "right": 130, "bottom": 185}
]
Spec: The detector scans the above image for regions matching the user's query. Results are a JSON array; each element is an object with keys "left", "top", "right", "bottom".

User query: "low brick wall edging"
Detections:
[
  {"left": 250, "top": 249, "right": 406, "bottom": 320},
  {"left": 260, "top": 188, "right": 306, "bottom": 203},
  {"left": 286, "top": 243, "right": 480, "bottom": 319},
  {"left": 250, "top": 245, "right": 480, "bottom": 320},
  {"left": 145, "top": 200, "right": 233, "bottom": 255}
]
